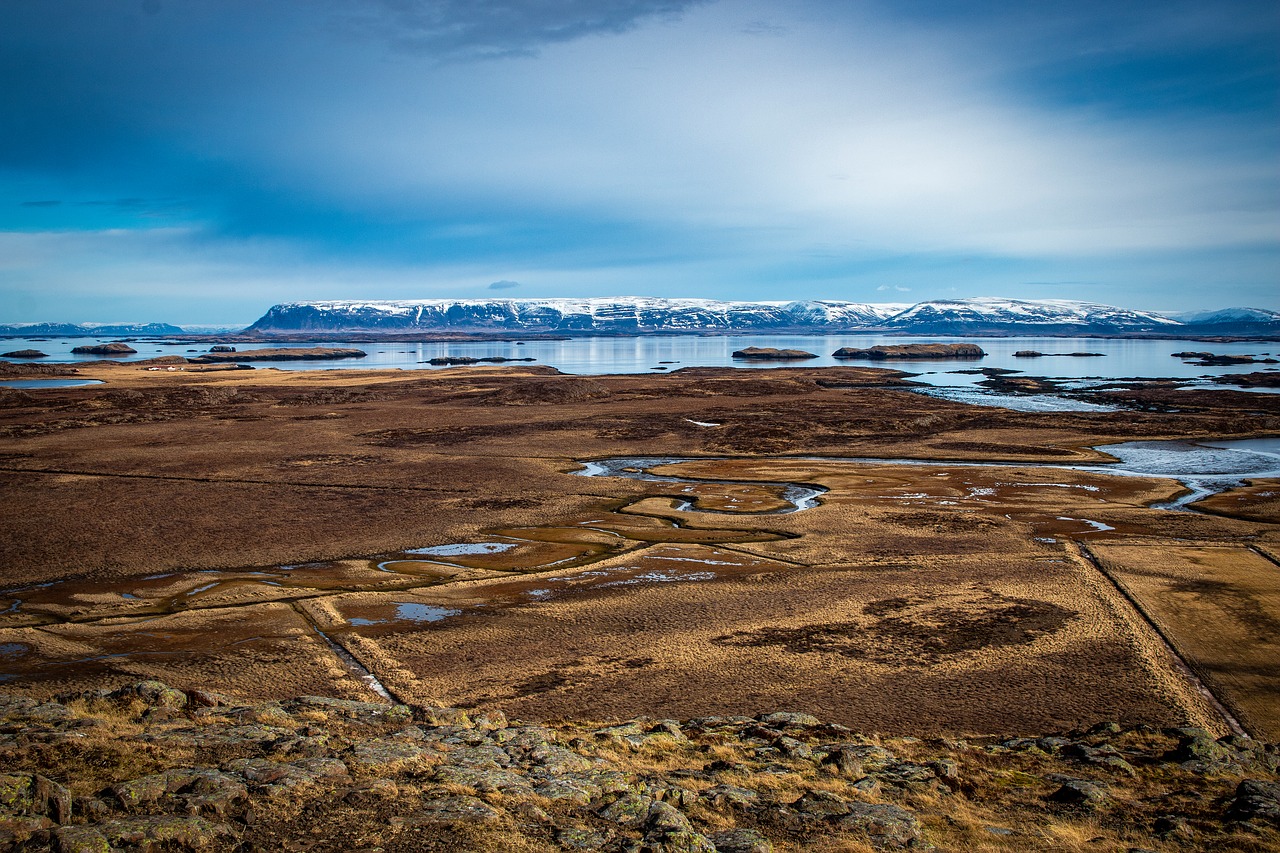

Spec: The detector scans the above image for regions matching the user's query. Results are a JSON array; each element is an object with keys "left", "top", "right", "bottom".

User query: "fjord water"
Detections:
[{"left": 4, "top": 334, "right": 1277, "bottom": 387}]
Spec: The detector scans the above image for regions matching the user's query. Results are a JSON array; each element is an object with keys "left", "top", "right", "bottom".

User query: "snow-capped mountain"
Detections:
[
  {"left": 0, "top": 322, "right": 184, "bottom": 337},
  {"left": 1172, "top": 307, "right": 1280, "bottom": 323},
  {"left": 880, "top": 298, "right": 1182, "bottom": 334},
  {"left": 245, "top": 296, "right": 1232, "bottom": 335},
  {"left": 247, "top": 298, "right": 908, "bottom": 333},
  {"left": 1169, "top": 308, "right": 1280, "bottom": 335}
]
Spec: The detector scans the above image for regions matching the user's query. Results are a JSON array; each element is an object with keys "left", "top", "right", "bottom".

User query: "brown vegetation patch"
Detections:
[
  {"left": 932, "top": 440, "right": 1079, "bottom": 457},
  {"left": 276, "top": 453, "right": 387, "bottom": 468},
  {"left": 713, "top": 586, "right": 1076, "bottom": 664},
  {"left": 276, "top": 388, "right": 393, "bottom": 406},
  {"left": 880, "top": 510, "right": 1001, "bottom": 532},
  {"left": 476, "top": 376, "right": 611, "bottom": 405}
]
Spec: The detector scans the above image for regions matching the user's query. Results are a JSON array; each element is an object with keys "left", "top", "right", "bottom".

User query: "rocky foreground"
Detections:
[{"left": 2, "top": 684, "right": 1278, "bottom": 852}]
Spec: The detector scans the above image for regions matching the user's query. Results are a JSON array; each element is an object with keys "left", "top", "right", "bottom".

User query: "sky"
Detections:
[{"left": 1, "top": 0, "right": 1277, "bottom": 324}]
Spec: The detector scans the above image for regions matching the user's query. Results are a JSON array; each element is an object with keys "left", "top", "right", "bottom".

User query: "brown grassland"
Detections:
[{"left": 1, "top": 360, "right": 1279, "bottom": 741}]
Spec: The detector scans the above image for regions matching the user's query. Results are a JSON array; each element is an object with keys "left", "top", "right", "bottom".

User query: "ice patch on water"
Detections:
[
  {"left": 912, "top": 387, "right": 1118, "bottom": 412},
  {"left": 644, "top": 555, "right": 752, "bottom": 566},
  {"left": 405, "top": 542, "right": 517, "bottom": 557},
  {"left": 1057, "top": 516, "right": 1115, "bottom": 531},
  {"left": 599, "top": 570, "right": 717, "bottom": 587}
]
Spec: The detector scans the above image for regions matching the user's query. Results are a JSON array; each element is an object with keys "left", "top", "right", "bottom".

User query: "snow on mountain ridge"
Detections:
[
  {"left": 246, "top": 296, "right": 1279, "bottom": 334},
  {"left": 1171, "top": 307, "right": 1280, "bottom": 324},
  {"left": 249, "top": 298, "right": 906, "bottom": 332},
  {"left": 884, "top": 297, "right": 1180, "bottom": 328}
]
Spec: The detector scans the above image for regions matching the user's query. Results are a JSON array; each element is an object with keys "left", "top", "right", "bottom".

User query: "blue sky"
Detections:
[{"left": 2, "top": 0, "right": 1277, "bottom": 324}]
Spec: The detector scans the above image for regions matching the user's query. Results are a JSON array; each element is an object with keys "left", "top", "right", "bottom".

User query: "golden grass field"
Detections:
[
  {"left": 1, "top": 360, "right": 1278, "bottom": 740},
  {"left": 1086, "top": 542, "right": 1280, "bottom": 740}
]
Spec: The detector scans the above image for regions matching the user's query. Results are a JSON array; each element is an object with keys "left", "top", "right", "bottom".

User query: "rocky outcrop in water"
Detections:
[
  {"left": 1, "top": 683, "right": 1277, "bottom": 852},
  {"left": 730, "top": 347, "right": 818, "bottom": 360},
  {"left": 425, "top": 356, "right": 537, "bottom": 366},
  {"left": 1173, "top": 352, "right": 1278, "bottom": 367},
  {"left": 70, "top": 343, "right": 137, "bottom": 356},
  {"left": 0, "top": 351, "right": 46, "bottom": 359},
  {"left": 189, "top": 348, "right": 366, "bottom": 363},
  {"left": 1012, "top": 351, "right": 1105, "bottom": 358},
  {"left": 832, "top": 343, "right": 985, "bottom": 360}
]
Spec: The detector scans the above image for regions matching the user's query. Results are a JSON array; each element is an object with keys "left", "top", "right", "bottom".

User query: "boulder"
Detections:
[
  {"left": 0, "top": 774, "right": 72, "bottom": 824},
  {"left": 710, "top": 828, "right": 774, "bottom": 853},
  {"left": 1228, "top": 779, "right": 1280, "bottom": 824}
]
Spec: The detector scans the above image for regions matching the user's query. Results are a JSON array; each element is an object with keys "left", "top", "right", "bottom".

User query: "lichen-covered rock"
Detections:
[
  {"left": 758, "top": 711, "right": 821, "bottom": 728},
  {"left": 433, "top": 764, "right": 534, "bottom": 796},
  {"left": 700, "top": 785, "right": 758, "bottom": 810},
  {"left": 224, "top": 757, "right": 349, "bottom": 798},
  {"left": 406, "top": 795, "right": 502, "bottom": 825},
  {"left": 645, "top": 828, "right": 718, "bottom": 853},
  {"left": 878, "top": 761, "right": 944, "bottom": 791},
  {"left": 836, "top": 802, "right": 922, "bottom": 849},
  {"left": 112, "top": 768, "right": 246, "bottom": 817},
  {"left": 0, "top": 773, "right": 71, "bottom": 823},
  {"left": 557, "top": 826, "right": 613, "bottom": 849},
  {"left": 598, "top": 792, "right": 655, "bottom": 827},
  {"left": 289, "top": 695, "right": 412, "bottom": 724},
  {"left": 346, "top": 738, "right": 434, "bottom": 774},
  {"left": 1048, "top": 778, "right": 1109, "bottom": 808},
  {"left": 65, "top": 815, "right": 237, "bottom": 851},
  {"left": 709, "top": 827, "right": 774, "bottom": 853},
  {"left": 53, "top": 824, "right": 113, "bottom": 853},
  {"left": 112, "top": 680, "right": 189, "bottom": 710}
]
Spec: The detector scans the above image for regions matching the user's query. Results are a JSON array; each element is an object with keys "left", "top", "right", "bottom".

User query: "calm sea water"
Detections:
[{"left": 2, "top": 334, "right": 1277, "bottom": 389}]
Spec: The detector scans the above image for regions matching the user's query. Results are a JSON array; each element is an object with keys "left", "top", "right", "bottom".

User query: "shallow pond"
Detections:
[{"left": 0, "top": 378, "right": 103, "bottom": 388}]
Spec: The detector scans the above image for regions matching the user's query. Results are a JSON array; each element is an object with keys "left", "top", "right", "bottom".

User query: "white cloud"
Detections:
[{"left": 208, "top": 0, "right": 1276, "bottom": 261}]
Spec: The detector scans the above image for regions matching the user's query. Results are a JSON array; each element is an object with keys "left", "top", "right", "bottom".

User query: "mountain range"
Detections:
[
  {"left": 4, "top": 298, "right": 1279, "bottom": 338},
  {"left": 0, "top": 322, "right": 185, "bottom": 337},
  {"left": 244, "top": 297, "right": 1280, "bottom": 336}
]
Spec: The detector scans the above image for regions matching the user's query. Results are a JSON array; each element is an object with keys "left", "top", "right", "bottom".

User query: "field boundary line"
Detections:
[
  {"left": 1248, "top": 544, "right": 1280, "bottom": 569},
  {"left": 1073, "top": 541, "right": 1248, "bottom": 737}
]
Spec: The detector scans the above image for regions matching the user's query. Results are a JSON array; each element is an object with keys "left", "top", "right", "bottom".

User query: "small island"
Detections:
[
  {"left": 1, "top": 349, "right": 47, "bottom": 359},
  {"left": 731, "top": 346, "right": 819, "bottom": 360},
  {"left": 189, "top": 347, "right": 367, "bottom": 363},
  {"left": 425, "top": 356, "right": 538, "bottom": 366},
  {"left": 1174, "top": 351, "right": 1277, "bottom": 366},
  {"left": 832, "top": 343, "right": 985, "bottom": 360},
  {"left": 1013, "top": 350, "right": 1106, "bottom": 358},
  {"left": 70, "top": 342, "right": 138, "bottom": 355}
]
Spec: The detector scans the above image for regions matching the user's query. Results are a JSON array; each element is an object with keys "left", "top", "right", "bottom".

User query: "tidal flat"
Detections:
[{"left": 1, "top": 361, "right": 1279, "bottom": 849}]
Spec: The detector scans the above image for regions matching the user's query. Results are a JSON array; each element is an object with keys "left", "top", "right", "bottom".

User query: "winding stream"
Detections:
[{"left": 574, "top": 437, "right": 1280, "bottom": 513}]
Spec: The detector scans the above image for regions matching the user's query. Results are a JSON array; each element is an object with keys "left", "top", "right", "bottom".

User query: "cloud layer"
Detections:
[{"left": 1, "top": 0, "right": 1276, "bottom": 322}]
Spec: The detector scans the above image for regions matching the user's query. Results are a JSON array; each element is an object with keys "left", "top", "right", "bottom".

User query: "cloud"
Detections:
[
  {"left": 0, "top": 0, "right": 1276, "bottom": 314},
  {"left": 333, "top": 0, "right": 708, "bottom": 60},
  {"left": 488, "top": 279, "right": 520, "bottom": 289},
  {"left": 877, "top": 285, "right": 912, "bottom": 292}
]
